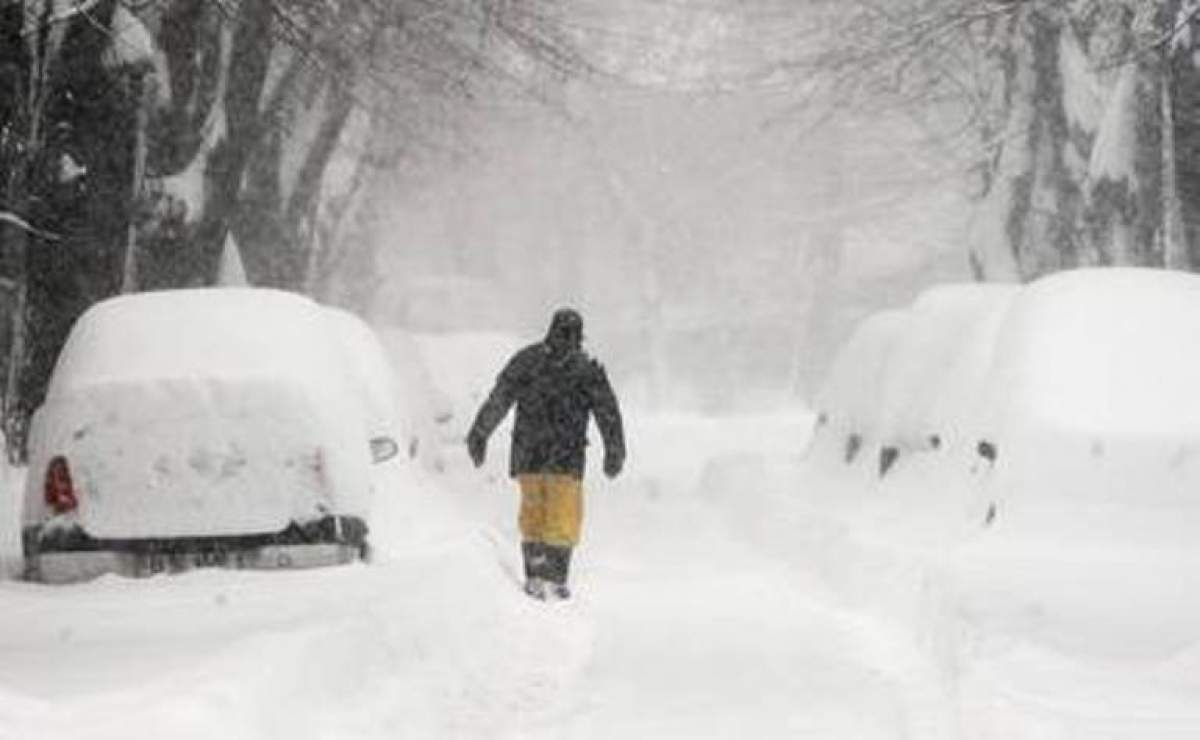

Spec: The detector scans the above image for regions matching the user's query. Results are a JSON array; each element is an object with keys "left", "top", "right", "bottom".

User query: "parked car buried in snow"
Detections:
[
  {"left": 813, "top": 268, "right": 1200, "bottom": 544},
  {"left": 21, "top": 288, "right": 397, "bottom": 583},
  {"left": 322, "top": 306, "right": 408, "bottom": 466}
]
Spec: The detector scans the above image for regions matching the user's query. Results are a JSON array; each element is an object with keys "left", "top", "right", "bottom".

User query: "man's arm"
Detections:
[
  {"left": 589, "top": 361, "right": 625, "bottom": 478},
  {"left": 466, "top": 357, "right": 520, "bottom": 466}
]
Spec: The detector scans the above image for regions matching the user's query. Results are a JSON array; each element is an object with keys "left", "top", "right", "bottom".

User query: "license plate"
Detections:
[{"left": 29, "top": 544, "right": 361, "bottom": 583}]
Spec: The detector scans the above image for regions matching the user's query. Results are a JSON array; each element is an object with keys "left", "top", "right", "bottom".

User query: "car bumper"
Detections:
[
  {"left": 22, "top": 515, "right": 369, "bottom": 584},
  {"left": 26, "top": 543, "right": 363, "bottom": 583}
]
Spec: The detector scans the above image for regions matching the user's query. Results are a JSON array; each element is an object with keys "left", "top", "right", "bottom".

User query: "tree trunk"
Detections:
[
  {"left": 1168, "top": 0, "right": 1200, "bottom": 267},
  {"left": 1, "top": 0, "right": 73, "bottom": 460},
  {"left": 1163, "top": 2, "right": 1189, "bottom": 268},
  {"left": 284, "top": 78, "right": 356, "bottom": 290},
  {"left": 307, "top": 144, "right": 371, "bottom": 300},
  {"left": 968, "top": 8, "right": 1027, "bottom": 281},
  {"left": 192, "top": 0, "right": 273, "bottom": 285},
  {"left": 969, "top": 2, "right": 1179, "bottom": 280},
  {"left": 1018, "top": 6, "right": 1082, "bottom": 278},
  {"left": 1162, "top": 68, "right": 1187, "bottom": 267},
  {"left": 1082, "top": 5, "right": 1166, "bottom": 268},
  {"left": 1, "top": 262, "right": 26, "bottom": 462},
  {"left": 121, "top": 71, "right": 150, "bottom": 292}
]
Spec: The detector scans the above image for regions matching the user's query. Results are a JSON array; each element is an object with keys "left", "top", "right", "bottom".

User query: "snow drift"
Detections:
[
  {"left": 979, "top": 269, "right": 1200, "bottom": 543},
  {"left": 813, "top": 268, "right": 1200, "bottom": 532},
  {"left": 803, "top": 267, "right": 1200, "bottom": 735}
]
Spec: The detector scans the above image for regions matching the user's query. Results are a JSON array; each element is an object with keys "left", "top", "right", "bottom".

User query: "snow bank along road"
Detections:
[
  {"left": 0, "top": 411, "right": 958, "bottom": 740},
  {"left": 2, "top": 406, "right": 1198, "bottom": 738}
]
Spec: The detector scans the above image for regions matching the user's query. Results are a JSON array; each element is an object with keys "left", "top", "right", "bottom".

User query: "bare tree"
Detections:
[
  {"left": 0, "top": 0, "right": 590, "bottom": 460},
  {"left": 0, "top": 0, "right": 158, "bottom": 459},
  {"left": 794, "top": 0, "right": 1200, "bottom": 281}
]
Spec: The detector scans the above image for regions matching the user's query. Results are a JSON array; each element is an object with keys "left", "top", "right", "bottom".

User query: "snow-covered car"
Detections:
[
  {"left": 971, "top": 268, "right": 1200, "bottom": 541},
  {"left": 21, "top": 288, "right": 391, "bottom": 583},
  {"left": 322, "top": 306, "right": 408, "bottom": 468},
  {"left": 814, "top": 267, "right": 1200, "bottom": 545},
  {"left": 812, "top": 283, "right": 1017, "bottom": 476}
]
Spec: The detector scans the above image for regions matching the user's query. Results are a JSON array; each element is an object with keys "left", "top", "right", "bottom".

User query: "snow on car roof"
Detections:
[
  {"left": 819, "top": 269, "right": 1200, "bottom": 447},
  {"left": 815, "top": 308, "right": 910, "bottom": 436},
  {"left": 47, "top": 288, "right": 346, "bottom": 400},
  {"left": 986, "top": 267, "right": 1200, "bottom": 438},
  {"left": 877, "top": 283, "right": 1018, "bottom": 448},
  {"left": 322, "top": 306, "right": 401, "bottom": 436},
  {"left": 28, "top": 288, "right": 373, "bottom": 539}
]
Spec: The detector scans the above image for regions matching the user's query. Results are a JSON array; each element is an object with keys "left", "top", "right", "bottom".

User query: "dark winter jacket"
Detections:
[{"left": 468, "top": 311, "right": 625, "bottom": 479}]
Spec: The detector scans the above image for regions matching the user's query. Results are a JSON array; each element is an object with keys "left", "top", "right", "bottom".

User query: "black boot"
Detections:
[
  {"left": 521, "top": 541, "right": 548, "bottom": 599},
  {"left": 544, "top": 545, "right": 573, "bottom": 599},
  {"left": 521, "top": 541, "right": 545, "bottom": 580}
]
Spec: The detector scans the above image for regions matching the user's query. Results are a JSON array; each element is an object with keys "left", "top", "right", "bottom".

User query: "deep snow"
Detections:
[
  {"left": 804, "top": 268, "right": 1200, "bottom": 738},
  {"left": 0, "top": 409, "right": 938, "bottom": 740},
  {"left": 0, "top": 327, "right": 931, "bottom": 739},
  {"left": 2, "top": 315, "right": 1200, "bottom": 738}
]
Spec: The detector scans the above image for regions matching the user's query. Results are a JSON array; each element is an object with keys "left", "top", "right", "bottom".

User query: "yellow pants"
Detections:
[{"left": 518, "top": 474, "right": 583, "bottom": 547}]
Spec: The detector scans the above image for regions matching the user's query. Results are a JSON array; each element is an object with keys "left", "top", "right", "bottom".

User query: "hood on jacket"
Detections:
[{"left": 545, "top": 308, "right": 583, "bottom": 355}]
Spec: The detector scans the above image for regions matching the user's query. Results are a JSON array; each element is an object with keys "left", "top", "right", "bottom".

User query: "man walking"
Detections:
[{"left": 467, "top": 308, "right": 625, "bottom": 600}]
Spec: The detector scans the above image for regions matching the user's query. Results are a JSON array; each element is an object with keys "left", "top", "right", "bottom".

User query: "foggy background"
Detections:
[
  {"left": 12, "top": 0, "right": 1186, "bottom": 439},
  {"left": 362, "top": 16, "right": 971, "bottom": 411}
]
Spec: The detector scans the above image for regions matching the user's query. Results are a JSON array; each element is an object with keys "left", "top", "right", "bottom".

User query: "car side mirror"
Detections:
[{"left": 370, "top": 436, "right": 400, "bottom": 464}]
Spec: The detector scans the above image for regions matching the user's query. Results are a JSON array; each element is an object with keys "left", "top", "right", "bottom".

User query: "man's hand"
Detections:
[
  {"left": 603, "top": 448, "right": 624, "bottom": 479},
  {"left": 467, "top": 431, "right": 487, "bottom": 468}
]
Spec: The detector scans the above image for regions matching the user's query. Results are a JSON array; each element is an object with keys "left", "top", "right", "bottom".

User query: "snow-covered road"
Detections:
[
  {"left": 0, "top": 411, "right": 951, "bottom": 739},
  {"left": 3, "top": 407, "right": 1197, "bottom": 738},
  {"left": 539, "top": 414, "right": 943, "bottom": 738}
]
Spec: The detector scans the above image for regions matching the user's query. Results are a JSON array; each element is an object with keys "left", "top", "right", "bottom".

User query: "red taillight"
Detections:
[{"left": 44, "top": 456, "right": 78, "bottom": 514}]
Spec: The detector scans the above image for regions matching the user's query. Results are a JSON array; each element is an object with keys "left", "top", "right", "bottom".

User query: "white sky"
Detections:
[{"left": 367, "top": 3, "right": 972, "bottom": 405}]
